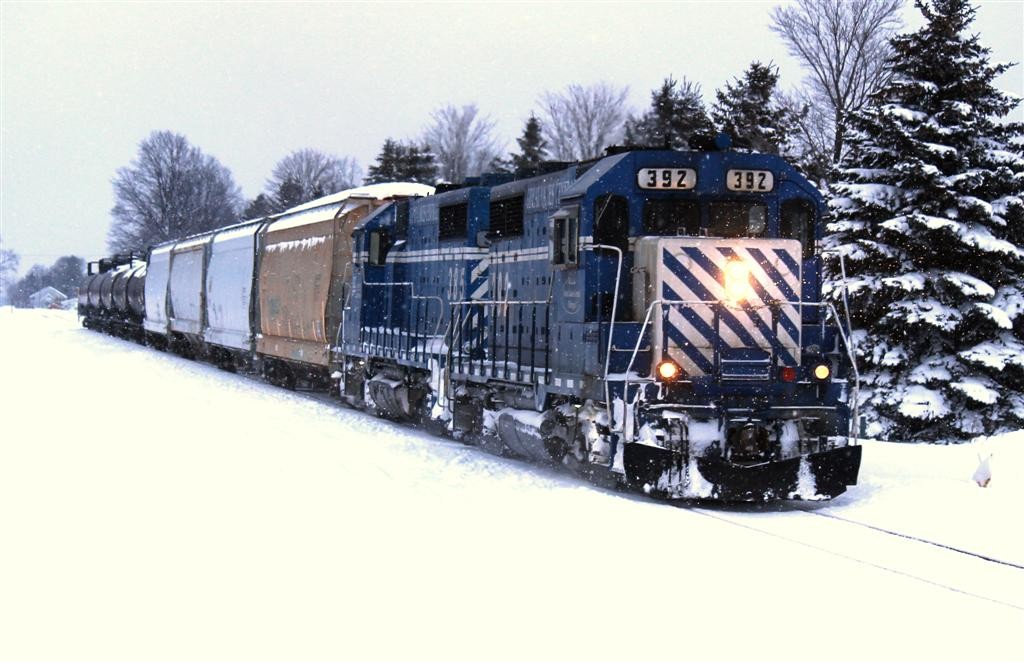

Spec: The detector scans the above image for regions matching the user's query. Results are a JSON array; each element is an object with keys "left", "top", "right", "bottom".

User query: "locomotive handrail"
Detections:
[
  {"left": 582, "top": 243, "right": 623, "bottom": 430},
  {"left": 359, "top": 280, "right": 446, "bottom": 341},
  {"left": 835, "top": 250, "right": 861, "bottom": 440},
  {"left": 449, "top": 299, "right": 551, "bottom": 306},
  {"left": 825, "top": 301, "right": 860, "bottom": 443},
  {"left": 334, "top": 271, "right": 356, "bottom": 349},
  {"left": 616, "top": 298, "right": 861, "bottom": 443},
  {"left": 361, "top": 281, "right": 445, "bottom": 361},
  {"left": 819, "top": 246, "right": 862, "bottom": 440},
  {"left": 835, "top": 250, "right": 857, "bottom": 356},
  {"left": 335, "top": 278, "right": 445, "bottom": 379},
  {"left": 447, "top": 298, "right": 551, "bottom": 385}
]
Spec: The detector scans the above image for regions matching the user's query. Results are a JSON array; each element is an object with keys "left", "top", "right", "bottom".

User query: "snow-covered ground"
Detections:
[{"left": 1, "top": 309, "right": 1021, "bottom": 661}]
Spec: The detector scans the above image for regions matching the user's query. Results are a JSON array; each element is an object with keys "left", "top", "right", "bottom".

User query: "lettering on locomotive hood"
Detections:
[{"left": 525, "top": 179, "right": 571, "bottom": 212}]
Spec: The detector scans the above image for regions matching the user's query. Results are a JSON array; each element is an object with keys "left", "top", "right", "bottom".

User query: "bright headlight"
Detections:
[
  {"left": 814, "top": 364, "right": 831, "bottom": 380},
  {"left": 724, "top": 259, "right": 752, "bottom": 305},
  {"left": 656, "top": 359, "right": 682, "bottom": 382}
]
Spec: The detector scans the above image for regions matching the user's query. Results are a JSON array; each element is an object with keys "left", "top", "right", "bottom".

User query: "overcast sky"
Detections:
[{"left": 2, "top": 1, "right": 1021, "bottom": 273}]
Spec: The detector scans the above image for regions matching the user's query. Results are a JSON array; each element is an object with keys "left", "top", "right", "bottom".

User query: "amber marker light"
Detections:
[
  {"left": 723, "top": 259, "right": 753, "bottom": 305},
  {"left": 656, "top": 359, "right": 682, "bottom": 382},
  {"left": 814, "top": 364, "right": 832, "bottom": 380}
]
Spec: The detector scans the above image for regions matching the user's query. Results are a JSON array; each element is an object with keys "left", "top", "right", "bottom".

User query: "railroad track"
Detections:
[
  {"left": 795, "top": 507, "right": 1024, "bottom": 570},
  {"left": 689, "top": 504, "right": 1024, "bottom": 612}
]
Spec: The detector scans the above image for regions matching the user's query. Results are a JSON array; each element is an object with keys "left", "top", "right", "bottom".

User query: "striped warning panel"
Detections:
[{"left": 655, "top": 238, "right": 802, "bottom": 378}]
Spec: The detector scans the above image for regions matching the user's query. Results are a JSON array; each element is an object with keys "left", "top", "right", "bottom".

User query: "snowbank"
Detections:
[
  {"left": 829, "top": 434, "right": 1024, "bottom": 566},
  {"left": 1, "top": 309, "right": 1021, "bottom": 662}
]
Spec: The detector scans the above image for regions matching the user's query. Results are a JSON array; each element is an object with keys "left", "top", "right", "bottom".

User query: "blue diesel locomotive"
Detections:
[{"left": 338, "top": 137, "right": 862, "bottom": 500}]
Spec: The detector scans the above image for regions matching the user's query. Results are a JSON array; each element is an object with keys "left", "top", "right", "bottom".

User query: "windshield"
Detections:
[
  {"left": 643, "top": 200, "right": 700, "bottom": 235},
  {"left": 708, "top": 202, "right": 767, "bottom": 237}
]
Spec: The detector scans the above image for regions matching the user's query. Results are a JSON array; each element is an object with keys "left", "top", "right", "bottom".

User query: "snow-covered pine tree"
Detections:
[
  {"left": 365, "top": 139, "right": 404, "bottom": 184},
  {"left": 624, "top": 77, "right": 713, "bottom": 149},
  {"left": 711, "top": 62, "right": 797, "bottom": 155},
  {"left": 826, "top": 0, "right": 1024, "bottom": 442},
  {"left": 511, "top": 114, "right": 549, "bottom": 174},
  {"left": 398, "top": 142, "right": 439, "bottom": 184},
  {"left": 365, "top": 139, "right": 439, "bottom": 185}
]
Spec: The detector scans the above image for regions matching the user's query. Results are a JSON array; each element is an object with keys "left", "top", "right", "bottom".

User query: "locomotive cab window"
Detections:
[
  {"left": 780, "top": 199, "right": 815, "bottom": 259},
  {"left": 551, "top": 206, "right": 579, "bottom": 267},
  {"left": 368, "top": 230, "right": 390, "bottom": 266},
  {"left": 708, "top": 202, "right": 767, "bottom": 238},
  {"left": 593, "top": 194, "right": 629, "bottom": 251},
  {"left": 643, "top": 199, "right": 700, "bottom": 235},
  {"left": 395, "top": 201, "right": 410, "bottom": 240}
]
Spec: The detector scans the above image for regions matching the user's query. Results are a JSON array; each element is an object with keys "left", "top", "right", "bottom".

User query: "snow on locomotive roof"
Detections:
[{"left": 561, "top": 153, "right": 629, "bottom": 199}]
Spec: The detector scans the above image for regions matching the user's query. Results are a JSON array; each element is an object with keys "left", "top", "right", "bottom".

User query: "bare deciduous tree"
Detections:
[
  {"left": 108, "top": 131, "right": 243, "bottom": 252},
  {"left": 538, "top": 83, "right": 630, "bottom": 161},
  {"left": 776, "top": 87, "right": 835, "bottom": 181},
  {"left": 770, "top": 0, "right": 903, "bottom": 163},
  {"left": 264, "top": 148, "right": 362, "bottom": 209},
  {"left": 0, "top": 239, "right": 19, "bottom": 305},
  {"left": 423, "top": 104, "right": 503, "bottom": 183}
]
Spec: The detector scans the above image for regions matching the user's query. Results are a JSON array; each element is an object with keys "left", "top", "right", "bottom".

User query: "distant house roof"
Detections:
[{"left": 29, "top": 286, "right": 67, "bottom": 307}]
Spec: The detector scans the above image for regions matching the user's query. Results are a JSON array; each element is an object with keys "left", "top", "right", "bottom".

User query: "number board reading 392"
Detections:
[
  {"left": 637, "top": 168, "right": 697, "bottom": 190},
  {"left": 726, "top": 169, "right": 774, "bottom": 192}
]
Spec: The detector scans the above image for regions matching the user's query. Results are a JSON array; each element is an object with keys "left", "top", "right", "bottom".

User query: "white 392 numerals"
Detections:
[
  {"left": 726, "top": 169, "right": 774, "bottom": 192},
  {"left": 637, "top": 168, "right": 697, "bottom": 190}
]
